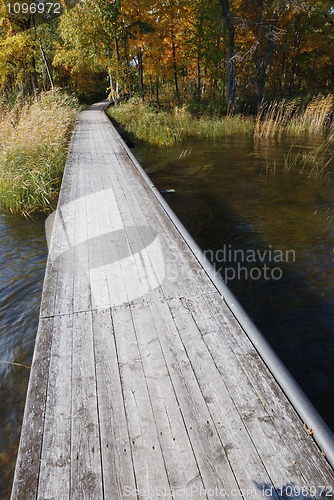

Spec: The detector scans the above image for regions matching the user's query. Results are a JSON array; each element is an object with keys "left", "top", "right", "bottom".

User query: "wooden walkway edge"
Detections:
[{"left": 11, "top": 102, "right": 334, "bottom": 499}]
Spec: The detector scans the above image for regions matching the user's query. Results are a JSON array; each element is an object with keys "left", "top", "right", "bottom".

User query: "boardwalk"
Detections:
[{"left": 11, "top": 103, "right": 334, "bottom": 499}]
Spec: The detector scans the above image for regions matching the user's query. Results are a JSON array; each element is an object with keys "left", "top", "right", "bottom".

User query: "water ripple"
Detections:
[{"left": 0, "top": 212, "right": 47, "bottom": 499}]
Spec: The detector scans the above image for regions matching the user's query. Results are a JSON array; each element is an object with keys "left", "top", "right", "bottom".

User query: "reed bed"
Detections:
[
  {"left": 254, "top": 99, "right": 298, "bottom": 139},
  {"left": 291, "top": 94, "right": 333, "bottom": 134},
  {"left": 0, "top": 90, "right": 78, "bottom": 215},
  {"left": 107, "top": 100, "right": 254, "bottom": 146},
  {"left": 255, "top": 94, "right": 334, "bottom": 139}
]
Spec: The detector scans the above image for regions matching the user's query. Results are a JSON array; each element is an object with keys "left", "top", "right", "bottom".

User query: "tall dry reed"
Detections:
[
  {"left": 255, "top": 94, "right": 334, "bottom": 139},
  {"left": 0, "top": 90, "right": 78, "bottom": 215}
]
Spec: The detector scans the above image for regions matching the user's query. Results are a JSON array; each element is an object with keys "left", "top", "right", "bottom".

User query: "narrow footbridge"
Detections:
[{"left": 11, "top": 103, "right": 334, "bottom": 499}]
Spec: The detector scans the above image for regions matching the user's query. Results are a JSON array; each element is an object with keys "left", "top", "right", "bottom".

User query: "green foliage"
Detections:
[{"left": 0, "top": 0, "right": 63, "bottom": 96}]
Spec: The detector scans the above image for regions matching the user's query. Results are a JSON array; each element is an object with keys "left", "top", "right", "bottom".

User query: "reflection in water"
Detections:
[
  {"left": 135, "top": 135, "right": 334, "bottom": 431},
  {"left": 0, "top": 213, "right": 47, "bottom": 499}
]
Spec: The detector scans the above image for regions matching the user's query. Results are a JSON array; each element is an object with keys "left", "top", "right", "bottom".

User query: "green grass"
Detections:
[
  {"left": 2, "top": 92, "right": 330, "bottom": 216},
  {"left": 0, "top": 90, "right": 79, "bottom": 216},
  {"left": 107, "top": 99, "right": 254, "bottom": 146}
]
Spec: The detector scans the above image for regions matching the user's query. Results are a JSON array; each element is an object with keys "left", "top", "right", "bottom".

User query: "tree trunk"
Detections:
[
  {"left": 123, "top": 38, "right": 132, "bottom": 95},
  {"left": 156, "top": 77, "right": 160, "bottom": 107},
  {"left": 219, "top": 0, "right": 236, "bottom": 111},
  {"left": 39, "top": 39, "right": 54, "bottom": 90},
  {"left": 196, "top": 52, "right": 201, "bottom": 101},
  {"left": 256, "top": 1, "right": 280, "bottom": 105},
  {"left": 171, "top": 27, "right": 180, "bottom": 104},
  {"left": 31, "top": 55, "right": 39, "bottom": 100},
  {"left": 137, "top": 49, "right": 144, "bottom": 100},
  {"left": 114, "top": 35, "right": 121, "bottom": 100},
  {"left": 196, "top": 15, "right": 204, "bottom": 101}
]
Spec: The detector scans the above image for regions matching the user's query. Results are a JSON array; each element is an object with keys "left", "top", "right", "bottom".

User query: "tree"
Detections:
[
  {"left": 2, "top": 0, "right": 332, "bottom": 107},
  {"left": 0, "top": 0, "right": 62, "bottom": 96},
  {"left": 53, "top": 0, "right": 108, "bottom": 97},
  {"left": 218, "top": 0, "right": 236, "bottom": 110},
  {"left": 254, "top": 0, "right": 282, "bottom": 104}
]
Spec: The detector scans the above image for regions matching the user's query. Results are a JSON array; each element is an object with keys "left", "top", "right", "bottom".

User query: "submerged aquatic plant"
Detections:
[
  {"left": 264, "top": 141, "right": 333, "bottom": 183},
  {"left": 284, "top": 142, "right": 333, "bottom": 181}
]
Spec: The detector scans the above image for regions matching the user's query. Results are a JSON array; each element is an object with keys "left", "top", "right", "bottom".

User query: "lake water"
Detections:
[
  {"left": 0, "top": 133, "right": 333, "bottom": 496},
  {"left": 0, "top": 213, "right": 47, "bottom": 499}
]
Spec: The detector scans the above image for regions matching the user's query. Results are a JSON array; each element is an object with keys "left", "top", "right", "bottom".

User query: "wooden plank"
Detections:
[
  {"left": 90, "top": 141, "right": 134, "bottom": 308},
  {"left": 40, "top": 208, "right": 65, "bottom": 317},
  {"left": 10, "top": 318, "right": 53, "bottom": 500},
  {"left": 53, "top": 156, "right": 78, "bottom": 316},
  {"left": 92, "top": 309, "right": 137, "bottom": 498},
  {"left": 167, "top": 296, "right": 280, "bottom": 498},
  {"left": 97, "top": 177, "right": 129, "bottom": 308},
  {"left": 86, "top": 157, "right": 111, "bottom": 311},
  {"left": 113, "top": 151, "right": 217, "bottom": 301},
  {"left": 98, "top": 148, "right": 167, "bottom": 308},
  {"left": 95, "top": 149, "right": 159, "bottom": 306},
  {"left": 102, "top": 154, "right": 167, "bottom": 303},
  {"left": 146, "top": 298, "right": 241, "bottom": 496},
  {"left": 112, "top": 305, "right": 173, "bottom": 499},
  {"left": 38, "top": 314, "right": 73, "bottom": 499},
  {"left": 40, "top": 151, "right": 78, "bottom": 318},
  {"left": 73, "top": 156, "right": 91, "bottom": 313},
  {"left": 130, "top": 302, "right": 205, "bottom": 498},
  {"left": 71, "top": 311, "right": 103, "bottom": 498}
]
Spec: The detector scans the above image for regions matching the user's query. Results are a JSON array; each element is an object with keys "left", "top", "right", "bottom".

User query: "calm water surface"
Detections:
[
  {"left": 0, "top": 213, "right": 47, "bottom": 499},
  {"left": 135, "top": 134, "right": 334, "bottom": 431},
  {"left": 1, "top": 135, "right": 333, "bottom": 496}
]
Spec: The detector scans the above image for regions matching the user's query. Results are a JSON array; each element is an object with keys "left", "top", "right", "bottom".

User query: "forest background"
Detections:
[{"left": 0, "top": 0, "right": 333, "bottom": 111}]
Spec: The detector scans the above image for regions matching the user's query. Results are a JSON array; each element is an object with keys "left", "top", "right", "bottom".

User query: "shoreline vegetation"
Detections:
[
  {"left": 107, "top": 100, "right": 254, "bottom": 146},
  {"left": 0, "top": 91, "right": 333, "bottom": 216},
  {"left": 107, "top": 94, "right": 334, "bottom": 147},
  {"left": 0, "top": 90, "right": 78, "bottom": 216}
]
